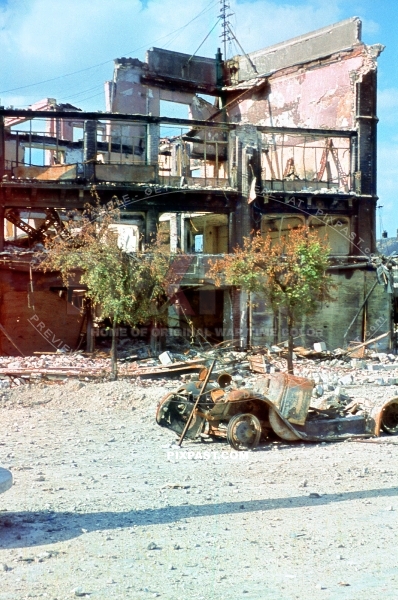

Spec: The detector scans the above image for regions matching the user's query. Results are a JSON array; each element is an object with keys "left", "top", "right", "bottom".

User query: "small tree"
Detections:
[
  {"left": 41, "top": 200, "right": 176, "bottom": 379},
  {"left": 209, "top": 226, "right": 334, "bottom": 373}
]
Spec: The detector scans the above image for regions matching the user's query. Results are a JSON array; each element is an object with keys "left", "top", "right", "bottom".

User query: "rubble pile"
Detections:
[
  {"left": 0, "top": 337, "right": 397, "bottom": 399},
  {"left": 0, "top": 353, "right": 110, "bottom": 388}
]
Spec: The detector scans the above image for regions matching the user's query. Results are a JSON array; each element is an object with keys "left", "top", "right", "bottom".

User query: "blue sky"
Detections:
[{"left": 0, "top": 0, "right": 397, "bottom": 238}]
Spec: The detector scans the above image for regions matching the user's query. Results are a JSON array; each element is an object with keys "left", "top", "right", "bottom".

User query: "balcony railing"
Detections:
[{"left": 1, "top": 110, "right": 356, "bottom": 194}]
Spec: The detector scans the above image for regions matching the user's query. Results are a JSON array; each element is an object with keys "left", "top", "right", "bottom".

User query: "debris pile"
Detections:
[{"left": 0, "top": 333, "right": 397, "bottom": 394}]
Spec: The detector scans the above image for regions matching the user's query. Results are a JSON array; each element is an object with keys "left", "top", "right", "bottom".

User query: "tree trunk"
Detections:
[
  {"left": 248, "top": 292, "right": 252, "bottom": 349},
  {"left": 86, "top": 299, "right": 94, "bottom": 353},
  {"left": 150, "top": 318, "right": 160, "bottom": 355},
  {"left": 287, "top": 315, "right": 294, "bottom": 374},
  {"left": 111, "top": 320, "right": 118, "bottom": 380}
]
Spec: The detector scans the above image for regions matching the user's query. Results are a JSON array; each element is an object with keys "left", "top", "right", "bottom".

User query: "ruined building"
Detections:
[{"left": 0, "top": 17, "right": 394, "bottom": 355}]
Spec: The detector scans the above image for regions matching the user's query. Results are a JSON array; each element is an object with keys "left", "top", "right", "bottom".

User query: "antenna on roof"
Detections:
[
  {"left": 220, "top": 0, "right": 233, "bottom": 59},
  {"left": 219, "top": 0, "right": 258, "bottom": 74}
]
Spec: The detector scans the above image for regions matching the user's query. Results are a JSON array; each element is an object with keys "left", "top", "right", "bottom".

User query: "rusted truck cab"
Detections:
[{"left": 156, "top": 372, "right": 398, "bottom": 449}]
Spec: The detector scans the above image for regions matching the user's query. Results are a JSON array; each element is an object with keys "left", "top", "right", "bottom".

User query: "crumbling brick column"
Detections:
[
  {"left": 145, "top": 207, "right": 159, "bottom": 245},
  {"left": 233, "top": 124, "right": 261, "bottom": 246},
  {"left": 355, "top": 70, "right": 378, "bottom": 253},
  {"left": 146, "top": 123, "right": 160, "bottom": 168},
  {"left": 83, "top": 120, "right": 97, "bottom": 182},
  {"left": 232, "top": 125, "right": 261, "bottom": 347}
]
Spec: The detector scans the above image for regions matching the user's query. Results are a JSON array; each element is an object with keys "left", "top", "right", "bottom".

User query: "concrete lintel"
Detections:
[
  {"left": 0, "top": 110, "right": 358, "bottom": 140},
  {"left": 146, "top": 47, "right": 217, "bottom": 89},
  {"left": 236, "top": 17, "right": 363, "bottom": 82}
]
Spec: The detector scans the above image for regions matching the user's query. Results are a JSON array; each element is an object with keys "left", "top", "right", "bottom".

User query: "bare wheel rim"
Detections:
[
  {"left": 381, "top": 402, "right": 398, "bottom": 435},
  {"left": 227, "top": 413, "right": 261, "bottom": 451}
]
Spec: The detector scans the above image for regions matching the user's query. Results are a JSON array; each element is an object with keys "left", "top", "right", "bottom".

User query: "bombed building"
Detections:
[{"left": 0, "top": 17, "right": 394, "bottom": 355}]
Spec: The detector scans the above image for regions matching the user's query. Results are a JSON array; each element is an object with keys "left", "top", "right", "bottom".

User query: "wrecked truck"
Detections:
[{"left": 156, "top": 370, "right": 398, "bottom": 450}]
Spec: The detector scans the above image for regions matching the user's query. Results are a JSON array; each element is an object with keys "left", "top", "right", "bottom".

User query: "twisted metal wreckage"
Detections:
[{"left": 156, "top": 362, "right": 398, "bottom": 449}]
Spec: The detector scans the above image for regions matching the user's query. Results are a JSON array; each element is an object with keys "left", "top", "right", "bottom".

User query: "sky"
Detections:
[{"left": 0, "top": 0, "right": 397, "bottom": 238}]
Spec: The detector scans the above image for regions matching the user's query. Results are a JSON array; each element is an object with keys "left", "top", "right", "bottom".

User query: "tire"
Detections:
[
  {"left": 227, "top": 413, "right": 261, "bottom": 451},
  {"left": 381, "top": 402, "right": 398, "bottom": 435}
]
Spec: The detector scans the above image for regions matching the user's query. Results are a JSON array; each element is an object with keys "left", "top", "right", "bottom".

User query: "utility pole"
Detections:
[{"left": 219, "top": 0, "right": 233, "bottom": 61}]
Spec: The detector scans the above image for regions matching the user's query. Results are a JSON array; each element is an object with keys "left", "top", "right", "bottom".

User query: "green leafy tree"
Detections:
[
  {"left": 209, "top": 226, "right": 334, "bottom": 373},
  {"left": 41, "top": 199, "right": 176, "bottom": 379}
]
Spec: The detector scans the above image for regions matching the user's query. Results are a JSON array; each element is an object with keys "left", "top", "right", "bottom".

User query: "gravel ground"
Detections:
[{"left": 1, "top": 377, "right": 398, "bottom": 600}]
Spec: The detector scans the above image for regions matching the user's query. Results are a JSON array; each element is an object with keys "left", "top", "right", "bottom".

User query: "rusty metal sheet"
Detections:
[
  {"left": 95, "top": 164, "right": 156, "bottom": 183},
  {"left": 224, "top": 389, "right": 252, "bottom": 402},
  {"left": 156, "top": 392, "right": 205, "bottom": 439},
  {"left": 267, "top": 373, "right": 314, "bottom": 425},
  {"left": 13, "top": 164, "right": 77, "bottom": 181},
  {"left": 210, "top": 388, "right": 225, "bottom": 403},
  {"left": 248, "top": 354, "right": 269, "bottom": 374},
  {"left": 268, "top": 408, "right": 300, "bottom": 441},
  {"left": 369, "top": 397, "right": 398, "bottom": 436}
]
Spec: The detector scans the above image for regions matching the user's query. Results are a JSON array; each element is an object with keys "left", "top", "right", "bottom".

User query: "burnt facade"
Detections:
[{"left": 0, "top": 17, "right": 392, "bottom": 354}]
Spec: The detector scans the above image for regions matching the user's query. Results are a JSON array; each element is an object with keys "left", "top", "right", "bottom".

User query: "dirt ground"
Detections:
[{"left": 1, "top": 378, "right": 398, "bottom": 600}]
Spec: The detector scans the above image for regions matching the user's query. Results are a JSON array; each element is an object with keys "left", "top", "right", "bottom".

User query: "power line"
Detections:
[
  {"left": 219, "top": 0, "right": 233, "bottom": 59},
  {"left": 187, "top": 18, "right": 221, "bottom": 64},
  {"left": 226, "top": 23, "right": 258, "bottom": 74},
  {"left": 162, "top": 0, "right": 219, "bottom": 50},
  {"left": 0, "top": 0, "right": 219, "bottom": 96}
]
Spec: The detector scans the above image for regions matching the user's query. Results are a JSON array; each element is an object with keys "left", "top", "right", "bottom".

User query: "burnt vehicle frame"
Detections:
[{"left": 156, "top": 368, "right": 398, "bottom": 450}]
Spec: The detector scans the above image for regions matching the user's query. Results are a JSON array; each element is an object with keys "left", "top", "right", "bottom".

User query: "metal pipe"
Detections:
[
  {"left": 0, "top": 109, "right": 358, "bottom": 138},
  {"left": 343, "top": 278, "right": 378, "bottom": 340},
  {"left": 177, "top": 358, "right": 216, "bottom": 447}
]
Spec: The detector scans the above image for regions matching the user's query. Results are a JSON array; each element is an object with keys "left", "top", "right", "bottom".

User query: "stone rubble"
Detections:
[{"left": 0, "top": 375, "right": 397, "bottom": 599}]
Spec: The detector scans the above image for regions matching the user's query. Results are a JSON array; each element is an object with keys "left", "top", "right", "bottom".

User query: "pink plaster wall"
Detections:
[{"left": 228, "top": 49, "right": 369, "bottom": 130}]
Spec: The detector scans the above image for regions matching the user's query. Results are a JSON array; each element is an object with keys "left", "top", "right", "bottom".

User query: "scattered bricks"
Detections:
[
  {"left": 351, "top": 359, "right": 365, "bottom": 369},
  {"left": 334, "top": 386, "right": 346, "bottom": 396},
  {"left": 338, "top": 374, "right": 354, "bottom": 386},
  {"left": 368, "top": 363, "right": 397, "bottom": 372},
  {"left": 376, "top": 353, "right": 389, "bottom": 363},
  {"left": 6, "top": 362, "right": 20, "bottom": 369},
  {"left": 332, "top": 348, "right": 345, "bottom": 356},
  {"left": 313, "top": 385, "right": 324, "bottom": 398},
  {"left": 313, "top": 342, "right": 327, "bottom": 352}
]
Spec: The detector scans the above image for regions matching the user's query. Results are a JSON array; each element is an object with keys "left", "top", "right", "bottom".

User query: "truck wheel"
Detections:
[
  {"left": 227, "top": 413, "right": 261, "bottom": 451},
  {"left": 381, "top": 401, "right": 398, "bottom": 435}
]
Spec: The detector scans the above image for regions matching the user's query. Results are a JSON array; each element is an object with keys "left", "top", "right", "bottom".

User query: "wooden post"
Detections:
[{"left": 0, "top": 203, "right": 4, "bottom": 252}]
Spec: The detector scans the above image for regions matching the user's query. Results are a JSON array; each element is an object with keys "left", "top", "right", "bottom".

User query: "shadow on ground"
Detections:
[{"left": 1, "top": 486, "right": 397, "bottom": 549}]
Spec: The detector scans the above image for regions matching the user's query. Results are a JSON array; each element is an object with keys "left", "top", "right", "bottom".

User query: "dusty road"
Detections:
[{"left": 1, "top": 378, "right": 398, "bottom": 600}]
